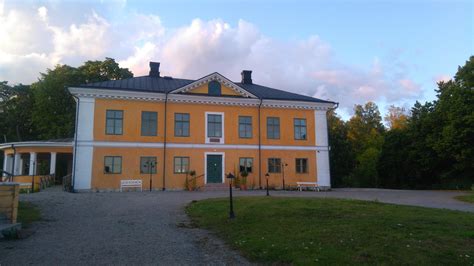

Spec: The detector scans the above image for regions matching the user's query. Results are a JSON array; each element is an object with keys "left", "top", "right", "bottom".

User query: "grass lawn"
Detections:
[
  {"left": 456, "top": 193, "right": 474, "bottom": 204},
  {"left": 186, "top": 197, "right": 474, "bottom": 265},
  {"left": 17, "top": 201, "right": 41, "bottom": 227}
]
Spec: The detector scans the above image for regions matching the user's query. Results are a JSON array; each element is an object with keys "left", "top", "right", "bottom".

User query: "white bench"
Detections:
[
  {"left": 120, "top": 180, "right": 143, "bottom": 192},
  {"left": 296, "top": 182, "right": 320, "bottom": 191}
]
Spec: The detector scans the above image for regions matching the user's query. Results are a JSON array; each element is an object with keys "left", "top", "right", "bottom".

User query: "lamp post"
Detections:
[
  {"left": 281, "top": 162, "right": 288, "bottom": 190},
  {"left": 265, "top": 173, "right": 270, "bottom": 196},
  {"left": 144, "top": 160, "right": 156, "bottom": 192},
  {"left": 227, "top": 172, "right": 236, "bottom": 219}
]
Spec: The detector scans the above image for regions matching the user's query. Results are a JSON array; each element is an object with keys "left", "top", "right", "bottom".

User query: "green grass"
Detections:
[
  {"left": 186, "top": 197, "right": 474, "bottom": 265},
  {"left": 456, "top": 193, "right": 474, "bottom": 203},
  {"left": 17, "top": 201, "right": 41, "bottom": 227}
]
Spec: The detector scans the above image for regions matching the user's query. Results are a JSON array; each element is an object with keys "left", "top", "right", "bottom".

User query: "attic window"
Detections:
[{"left": 208, "top": 81, "right": 221, "bottom": 96}]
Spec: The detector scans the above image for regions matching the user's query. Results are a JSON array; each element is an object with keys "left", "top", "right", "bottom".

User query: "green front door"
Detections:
[{"left": 207, "top": 155, "right": 222, "bottom": 183}]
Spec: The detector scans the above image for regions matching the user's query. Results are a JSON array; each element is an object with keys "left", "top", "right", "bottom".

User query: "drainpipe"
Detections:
[
  {"left": 257, "top": 98, "right": 263, "bottom": 189},
  {"left": 162, "top": 92, "right": 169, "bottom": 191},
  {"left": 71, "top": 95, "right": 80, "bottom": 192}
]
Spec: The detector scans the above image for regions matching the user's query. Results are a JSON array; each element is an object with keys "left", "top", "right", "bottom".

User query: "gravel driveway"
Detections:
[{"left": 1, "top": 187, "right": 472, "bottom": 265}]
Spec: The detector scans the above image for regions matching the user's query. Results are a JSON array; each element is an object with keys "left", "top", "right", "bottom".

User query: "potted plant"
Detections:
[
  {"left": 186, "top": 170, "right": 196, "bottom": 191},
  {"left": 240, "top": 171, "right": 248, "bottom": 190}
]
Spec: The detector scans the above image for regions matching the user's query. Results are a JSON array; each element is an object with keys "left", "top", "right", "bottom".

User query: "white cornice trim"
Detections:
[
  {"left": 167, "top": 94, "right": 261, "bottom": 107},
  {"left": 69, "top": 87, "right": 166, "bottom": 102},
  {"left": 169, "top": 72, "right": 258, "bottom": 98},
  {"left": 262, "top": 99, "right": 335, "bottom": 110},
  {"left": 0, "top": 141, "right": 73, "bottom": 150},
  {"left": 68, "top": 87, "right": 335, "bottom": 110}
]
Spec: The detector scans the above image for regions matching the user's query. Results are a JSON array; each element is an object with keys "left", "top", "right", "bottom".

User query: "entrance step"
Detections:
[{"left": 203, "top": 183, "right": 229, "bottom": 191}]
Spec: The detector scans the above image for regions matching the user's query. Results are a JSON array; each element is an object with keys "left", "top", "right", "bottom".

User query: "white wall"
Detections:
[
  {"left": 72, "top": 97, "right": 95, "bottom": 190},
  {"left": 314, "top": 110, "right": 331, "bottom": 188}
]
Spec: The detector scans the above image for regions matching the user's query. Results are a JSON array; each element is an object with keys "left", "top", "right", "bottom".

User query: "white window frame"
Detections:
[{"left": 205, "top": 111, "right": 225, "bottom": 144}]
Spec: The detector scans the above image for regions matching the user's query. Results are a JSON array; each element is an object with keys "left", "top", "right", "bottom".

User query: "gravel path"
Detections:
[
  {"left": 0, "top": 187, "right": 251, "bottom": 265},
  {"left": 1, "top": 187, "right": 472, "bottom": 265}
]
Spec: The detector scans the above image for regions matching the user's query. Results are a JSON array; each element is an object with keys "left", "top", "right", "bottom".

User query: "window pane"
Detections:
[
  {"left": 174, "top": 157, "right": 181, "bottom": 173},
  {"left": 142, "top": 111, "right": 157, "bottom": 136},
  {"left": 113, "top": 157, "right": 122, "bottom": 173}
]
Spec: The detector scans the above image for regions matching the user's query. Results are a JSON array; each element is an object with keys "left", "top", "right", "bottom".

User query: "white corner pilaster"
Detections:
[
  {"left": 4, "top": 155, "right": 13, "bottom": 175},
  {"left": 29, "top": 152, "right": 37, "bottom": 176},
  {"left": 13, "top": 153, "right": 21, "bottom": 175},
  {"left": 50, "top": 152, "right": 57, "bottom": 175},
  {"left": 72, "top": 97, "right": 95, "bottom": 190},
  {"left": 2, "top": 152, "right": 7, "bottom": 176},
  {"left": 315, "top": 110, "right": 331, "bottom": 189}
]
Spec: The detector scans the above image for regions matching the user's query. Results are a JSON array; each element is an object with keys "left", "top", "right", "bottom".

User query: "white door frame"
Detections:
[{"left": 204, "top": 152, "right": 225, "bottom": 184}]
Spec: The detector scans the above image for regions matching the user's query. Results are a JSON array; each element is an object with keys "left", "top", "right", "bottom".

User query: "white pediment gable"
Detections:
[{"left": 169, "top": 72, "right": 258, "bottom": 98}]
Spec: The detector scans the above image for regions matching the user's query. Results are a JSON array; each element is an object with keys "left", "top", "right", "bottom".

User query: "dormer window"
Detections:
[{"left": 208, "top": 81, "right": 221, "bottom": 96}]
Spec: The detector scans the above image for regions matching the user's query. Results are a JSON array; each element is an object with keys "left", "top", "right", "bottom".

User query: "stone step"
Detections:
[{"left": 203, "top": 183, "right": 231, "bottom": 191}]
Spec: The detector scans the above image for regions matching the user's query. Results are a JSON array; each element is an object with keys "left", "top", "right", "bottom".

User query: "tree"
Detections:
[
  {"left": 327, "top": 110, "right": 354, "bottom": 187},
  {"left": 346, "top": 102, "right": 384, "bottom": 187},
  {"left": 384, "top": 105, "right": 409, "bottom": 130},
  {"left": 31, "top": 58, "right": 133, "bottom": 139},
  {"left": 0, "top": 82, "right": 35, "bottom": 142}
]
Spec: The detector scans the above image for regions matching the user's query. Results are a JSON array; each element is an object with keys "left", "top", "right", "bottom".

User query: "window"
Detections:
[
  {"left": 294, "top": 118, "right": 307, "bottom": 140},
  {"left": 175, "top": 113, "right": 190, "bottom": 137},
  {"left": 296, "top": 158, "right": 308, "bottom": 173},
  {"left": 104, "top": 156, "right": 122, "bottom": 174},
  {"left": 207, "top": 114, "right": 222, "bottom": 137},
  {"left": 140, "top": 157, "right": 157, "bottom": 174},
  {"left": 239, "top": 158, "right": 253, "bottom": 173},
  {"left": 267, "top": 117, "right": 280, "bottom": 139},
  {"left": 174, "top": 157, "right": 189, "bottom": 174},
  {"left": 239, "top": 116, "right": 252, "bottom": 138},
  {"left": 106, "top": 110, "right": 123, "bottom": 135},
  {"left": 141, "top": 111, "right": 157, "bottom": 136},
  {"left": 208, "top": 81, "right": 221, "bottom": 96},
  {"left": 268, "top": 158, "right": 281, "bottom": 173}
]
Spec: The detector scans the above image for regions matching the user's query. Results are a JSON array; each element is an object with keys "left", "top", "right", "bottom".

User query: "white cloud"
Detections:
[
  {"left": 434, "top": 74, "right": 451, "bottom": 83},
  {"left": 37, "top": 6, "right": 47, "bottom": 22},
  {"left": 0, "top": 2, "right": 424, "bottom": 112}
]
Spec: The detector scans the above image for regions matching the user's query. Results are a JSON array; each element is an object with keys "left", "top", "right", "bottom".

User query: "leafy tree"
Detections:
[
  {"left": 0, "top": 82, "right": 35, "bottom": 142},
  {"left": 31, "top": 58, "right": 133, "bottom": 139},
  {"left": 346, "top": 102, "right": 384, "bottom": 187},
  {"left": 327, "top": 110, "right": 354, "bottom": 187},
  {"left": 384, "top": 105, "right": 409, "bottom": 130}
]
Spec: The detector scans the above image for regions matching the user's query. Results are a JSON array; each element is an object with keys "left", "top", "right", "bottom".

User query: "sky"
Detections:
[{"left": 0, "top": 0, "right": 472, "bottom": 118}]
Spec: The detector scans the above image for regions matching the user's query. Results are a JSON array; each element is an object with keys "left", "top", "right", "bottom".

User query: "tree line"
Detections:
[
  {"left": 1, "top": 56, "right": 472, "bottom": 189},
  {"left": 329, "top": 56, "right": 473, "bottom": 189}
]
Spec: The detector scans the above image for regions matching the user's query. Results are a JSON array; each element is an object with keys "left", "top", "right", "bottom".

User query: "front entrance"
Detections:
[{"left": 206, "top": 155, "right": 222, "bottom": 183}]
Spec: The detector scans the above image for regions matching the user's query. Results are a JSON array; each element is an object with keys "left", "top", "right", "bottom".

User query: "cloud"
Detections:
[
  {"left": 434, "top": 74, "right": 451, "bottom": 83},
  {"left": 0, "top": 1, "right": 424, "bottom": 112}
]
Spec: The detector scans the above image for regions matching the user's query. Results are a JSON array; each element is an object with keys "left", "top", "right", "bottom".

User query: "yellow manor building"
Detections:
[{"left": 2, "top": 62, "right": 336, "bottom": 192}]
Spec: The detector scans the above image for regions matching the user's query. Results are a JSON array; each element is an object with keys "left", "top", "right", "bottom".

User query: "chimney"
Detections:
[
  {"left": 241, "top": 70, "right": 252, "bottom": 84},
  {"left": 149, "top": 62, "right": 160, "bottom": 77}
]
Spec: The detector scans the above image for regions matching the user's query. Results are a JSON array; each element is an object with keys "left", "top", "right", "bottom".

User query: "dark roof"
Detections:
[
  {"left": 79, "top": 76, "right": 194, "bottom": 93},
  {"left": 235, "top": 83, "right": 332, "bottom": 103},
  {"left": 78, "top": 75, "right": 335, "bottom": 104}
]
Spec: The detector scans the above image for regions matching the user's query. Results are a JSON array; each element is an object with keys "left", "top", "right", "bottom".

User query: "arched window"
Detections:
[{"left": 208, "top": 81, "right": 221, "bottom": 96}]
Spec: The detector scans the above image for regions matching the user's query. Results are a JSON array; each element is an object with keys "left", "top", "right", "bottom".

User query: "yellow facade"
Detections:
[
  {"left": 88, "top": 94, "right": 319, "bottom": 190},
  {"left": 66, "top": 74, "right": 334, "bottom": 191}
]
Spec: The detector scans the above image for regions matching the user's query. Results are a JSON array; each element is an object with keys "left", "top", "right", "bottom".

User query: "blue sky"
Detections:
[{"left": 0, "top": 0, "right": 472, "bottom": 118}]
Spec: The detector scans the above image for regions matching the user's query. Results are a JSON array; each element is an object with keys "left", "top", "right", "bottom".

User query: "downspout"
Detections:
[
  {"left": 162, "top": 92, "right": 169, "bottom": 191},
  {"left": 71, "top": 95, "right": 80, "bottom": 192},
  {"left": 258, "top": 98, "right": 263, "bottom": 189}
]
